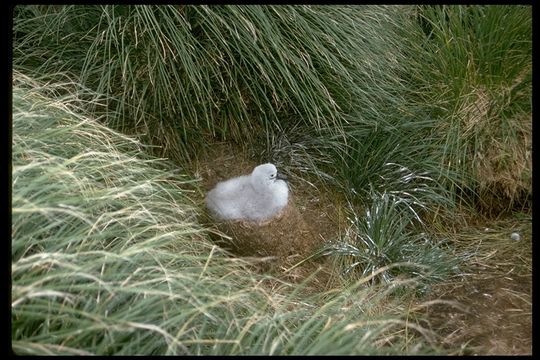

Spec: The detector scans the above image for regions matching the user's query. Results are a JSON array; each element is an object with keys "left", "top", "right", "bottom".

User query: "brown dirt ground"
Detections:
[
  {"left": 420, "top": 220, "right": 532, "bottom": 355},
  {"left": 189, "top": 141, "right": 532, "bottom": 355},
  {"left": 424, "top": 275, "right": 532, "bottom": 355}
]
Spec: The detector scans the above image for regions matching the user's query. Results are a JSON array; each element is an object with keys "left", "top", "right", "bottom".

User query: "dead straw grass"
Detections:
[{"left": 420, "top": 216, "right": 532, "bottom": 355}]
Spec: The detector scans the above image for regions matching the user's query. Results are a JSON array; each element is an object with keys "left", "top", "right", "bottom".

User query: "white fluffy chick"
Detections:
[{"left": 206, "top": 163, "right": 289, "bottom": 223}]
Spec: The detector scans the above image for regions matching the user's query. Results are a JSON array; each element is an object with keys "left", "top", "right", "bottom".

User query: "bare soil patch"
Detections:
[{"left": 422, "top": 221, "right": 532, "bottom": 355}]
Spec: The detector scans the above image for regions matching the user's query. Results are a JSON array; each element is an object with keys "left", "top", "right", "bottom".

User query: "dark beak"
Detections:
[{"left": 276, "top": 172, "right": 288, "bottom": 181}]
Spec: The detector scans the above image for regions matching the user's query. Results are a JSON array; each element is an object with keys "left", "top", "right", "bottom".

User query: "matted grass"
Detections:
[{"left": 420, "top": 214, "right": 532, "bottom": 354}]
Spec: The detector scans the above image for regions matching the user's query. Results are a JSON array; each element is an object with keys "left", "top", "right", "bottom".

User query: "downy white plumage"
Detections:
[{"left": 206, "top": 163, "right": 288, "bottom": 223}]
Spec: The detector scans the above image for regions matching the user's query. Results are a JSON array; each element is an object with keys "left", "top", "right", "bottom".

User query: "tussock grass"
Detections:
[
  {"left": 13, "top": 4, "right": 531, "bottom": 211},
  {"left": 407, "top": 5, "right": 532, "bottom": 213},
  {"left": 318, "top": 191, "right": 458, "bottom": 290},
  {"left": 13, "top": 5, "right": 414, "bottom": 166},
  {"left": 12, "top": 72, "right": 447, "bottom": 355},
  {"left": 12, "top": 71, "right": 254, "bottom": 354},
  {"left": 342, "top": 114, "right": 457, "bottom": 206}
]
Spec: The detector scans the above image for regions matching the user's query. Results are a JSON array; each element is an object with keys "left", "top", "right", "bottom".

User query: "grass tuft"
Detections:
[
  {"left": 407, "top": 5, "right": 532, "bottom": 213},
  {"left": 319, "top": 191, "right": 458, "bottom": 291}
]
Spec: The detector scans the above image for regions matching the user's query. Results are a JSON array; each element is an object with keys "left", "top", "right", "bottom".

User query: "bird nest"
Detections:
[{"left": 193, "top": 141, "right": 347, "bottom": 280}]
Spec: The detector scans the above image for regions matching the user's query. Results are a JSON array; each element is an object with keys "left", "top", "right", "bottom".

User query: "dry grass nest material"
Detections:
[{"left": 193, "top": 142, "right": 348, "bottom": 281}]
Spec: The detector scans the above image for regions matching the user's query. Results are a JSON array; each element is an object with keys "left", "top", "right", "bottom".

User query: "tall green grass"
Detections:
[
  {"left": 406, "top": 5, "right": 532, "bottom": 213},
  {"left": 317, "top": 8, "right": 532, "bottom": 294},
  {"left": 12, "top": 71, "right": 447, "bottom": 355},
  {"left": 13, "top": 6, "right": 414, "bottom": 168},
  {"left": 13, "top": 4, "right": 531, "bottom": 211}
]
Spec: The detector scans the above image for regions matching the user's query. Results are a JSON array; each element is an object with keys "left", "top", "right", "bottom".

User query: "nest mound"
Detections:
[
  {"left": 212, "top": 197, "right": 318, "bottom": 259},
  {"left": 195, "top": 142, "right": 345, "bottom": 276}
]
